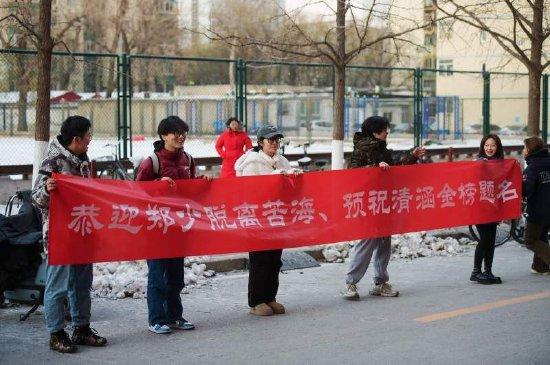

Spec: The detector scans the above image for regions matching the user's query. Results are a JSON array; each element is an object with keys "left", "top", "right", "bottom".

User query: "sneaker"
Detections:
[
  {"left": 50, "top": 330, "right": 77, "bottom": 353},
  {"left": 249, "top": 303, "right": 273, "bottom": 316},
  {"left": 531, "top": 265, "right": 550, "bottom": 275},
  {"left": 266, "top": 301, "right": 285, "bottom": 314},
  {"left": 483, "top": 271, "right": 502, "bottom": 284},
  {"left": 168, "top": 318, "right": 195, "bottom": 330},
  {"left": 341, "top": 284, "right": 360, "bottom": 300},
  {"left": 71, "top": 325, "right": 107, "bottom": 347},
  {"left": 148, "top": 323, "right": 172, "bottom": 334},
  {"left": 369, "top": 282, "right": 399, "bottom": 297},
  {"left": 470, "top": 271, "right": 492, "bottom": 284}
]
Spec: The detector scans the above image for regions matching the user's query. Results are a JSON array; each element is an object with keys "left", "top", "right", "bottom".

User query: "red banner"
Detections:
[{"left": 49, "top": 160, "right": 522, "bottom": 265}]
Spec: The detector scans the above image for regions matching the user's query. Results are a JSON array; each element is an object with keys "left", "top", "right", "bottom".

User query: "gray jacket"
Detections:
[{"left": 32, "top": 136, "right": 91, "bottom": 249}]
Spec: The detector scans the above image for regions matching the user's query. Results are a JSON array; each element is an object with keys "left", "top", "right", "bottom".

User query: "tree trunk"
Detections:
[
  {"left": 229, "top": 43, "right": 236, "bottom": 90},
  {"left": 331, "top": 0, "right": 346, "bottom": 170},
  {"left": 526, "top": 0, "right": 544, "bottom": 137},
  {"left": 527, "top": 67, "right": 542, "bottom": 136},
  {"left": 106, "top": 58, "right": 117, "bottom": 98},
  {"left": 15, "top": 38, "right": 28, "bottom": 132},
  {"left": 33, "top": 0, "right": 54, "bottom": 184},
  {"left": 16, "top": 57, "right": 28, "bottom": 132}
]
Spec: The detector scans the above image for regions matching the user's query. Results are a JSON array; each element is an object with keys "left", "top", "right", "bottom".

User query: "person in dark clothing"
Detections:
[
  {"left": 341, "top": 116, "right": 425, "bottom": 300},
  {"left": 522, "top": 136, "right": 550, "bottom": 274},
  {"left": 136, "top": 116, "right": 201, "bottom": 334},
  {"left": 471, "top": 134, "right": 504, "bottom": 284}
]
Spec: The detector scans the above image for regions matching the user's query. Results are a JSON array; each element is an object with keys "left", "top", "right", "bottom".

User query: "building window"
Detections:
[
  {"left": 438, "top": 59, "right": 453, "bottom": 76},
  {"left": 383, "top": 112, "right": 393, "bottom": 123}
]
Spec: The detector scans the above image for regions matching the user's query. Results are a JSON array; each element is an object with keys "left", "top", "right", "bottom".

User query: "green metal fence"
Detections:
[{"left": 0, "top": 48, "right": 548, "bottom": 167}]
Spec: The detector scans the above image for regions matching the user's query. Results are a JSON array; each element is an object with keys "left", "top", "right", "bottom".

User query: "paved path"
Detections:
[{"left": 1, "top": 242, "right": 548, "bottom": 364}]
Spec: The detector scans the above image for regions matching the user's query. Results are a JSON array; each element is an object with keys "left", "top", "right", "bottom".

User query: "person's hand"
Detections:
[
  {"left": 283, "top": 169, "right": 302, "bottom": 176},
  {"left": 160, "top": 176, "right": 176, "bottom": 188},
  {"left": 379, "top": 162, "right": 390, "bottom": 170},
  {"left": 45, "top": 178, "right": 56, "bottom": 193},
  {"left": 199, "top": 175, "right": 213, "bottom": 181},
  {"left": 412, "top": 147, "right": 426, "bottom": 158}
]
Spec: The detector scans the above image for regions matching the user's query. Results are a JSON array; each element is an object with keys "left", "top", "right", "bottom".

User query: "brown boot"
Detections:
[
  {"left": 266, "top": 301, "right": 285, "bottom": 314},
  {"left": 71, "top": 325, "right": 107, "bottom": 347},
  {"left": 50, "top": 330, "right": 77, "bottom": 353},
  {"left": 249, "top": 303, "right": 273, "bottom": 316}
]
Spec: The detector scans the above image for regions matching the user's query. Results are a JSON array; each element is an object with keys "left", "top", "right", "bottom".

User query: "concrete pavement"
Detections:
[{"left": 1, "top": 242, "right": 549, "bottom": 364}]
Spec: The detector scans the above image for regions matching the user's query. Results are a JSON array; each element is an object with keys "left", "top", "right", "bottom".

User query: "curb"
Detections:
[{"left": 202, "top": 245, "right": 327, "bottom": 273}]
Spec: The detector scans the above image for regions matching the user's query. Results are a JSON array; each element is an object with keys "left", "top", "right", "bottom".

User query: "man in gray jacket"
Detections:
[{"left": 32, "top": 116, "right": 107, "bottom": 353}]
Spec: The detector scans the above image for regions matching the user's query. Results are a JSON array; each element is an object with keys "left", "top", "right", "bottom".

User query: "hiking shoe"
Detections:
[
  {"left": 71, "top": 325, "right": 107, "bottom": 346},
  {"left": 249, "top": 303, "right": 273, "bottom": 316},
  {"left": 266, "top": 301, "right": 286, "bottom": 314},
  {"left": 370, "top": 283, "right": 399, "bottom": 297},
  {"left": 470, "top": 271, "right": 492, "bottom": 284},
  {"left": 148, "top": 324, "right": 172, "bottom": 334},
  {"left": 168, "top": 318, "right": 195, "bottom": 330},
  {"left": 50, "top": 330, "right": 77, "bottom": 353},
  {"left": 531, "top": 265, "right": 550, "bottom": 275},
  {"left": 483, "top": 271, "right": 502, "bottom": 284},
  {"left": 341, "top": 284, "right": 360, "bottom": 300}
]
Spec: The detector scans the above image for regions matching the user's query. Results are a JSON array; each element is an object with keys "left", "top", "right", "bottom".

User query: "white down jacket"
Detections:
[{"left": 234, "top": 149, "right": 297, "bottom": 176}]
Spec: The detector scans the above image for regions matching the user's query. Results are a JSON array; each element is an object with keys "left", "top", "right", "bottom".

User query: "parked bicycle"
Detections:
[
  {"left": 468, "top": 219, "right": 517, "bottom": 247},
  {"left": 92, "top": 143, "right": 133, "bottom": 180},
  {"left": 288, "top": 142, "right": 328, "bottom": 172}
]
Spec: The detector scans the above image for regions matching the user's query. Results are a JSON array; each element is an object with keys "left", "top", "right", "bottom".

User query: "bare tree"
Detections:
[
  {"left": 82, "top": 0, "right": 181, "bottom": 95},
  {"left": 201, "top": 0, "right": 437, "bottom": 169},
  {"left": 434, "top": 0, "right": 550, "bottom": 136},
  {"left": 1, "top": 0, "right": 81, "bottom": 180}
]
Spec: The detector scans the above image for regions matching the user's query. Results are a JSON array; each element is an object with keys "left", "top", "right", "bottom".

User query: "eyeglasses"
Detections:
[
  {"left": 266, "top": 137, "right": 281, "bottom": 144},
  {"left": 171, "top": 131, "right": 188, "bottom": 137}
]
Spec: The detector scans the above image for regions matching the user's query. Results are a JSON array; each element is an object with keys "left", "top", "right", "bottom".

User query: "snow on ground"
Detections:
[
  {"left": 0, "top": 135, "right": 525, "bottom": 167},
  {"left": 92, "top": 257, "right": 215, "bottom": 300},
  {"left": 91, "top": 227, "right": 477, "bottom": 300},
  {"left": 321, "top": 227, "right": 476, "bottom": 263}
]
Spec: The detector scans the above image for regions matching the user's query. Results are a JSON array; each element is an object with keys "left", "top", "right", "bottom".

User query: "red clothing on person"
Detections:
[
  {"left": 136, "top": 145, "right": 195, "bottom": 181},
  {"left": 215, "top": 129, "right": 252, "bottom": 178}
]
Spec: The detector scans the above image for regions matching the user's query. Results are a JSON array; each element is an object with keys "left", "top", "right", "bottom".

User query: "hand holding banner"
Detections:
[{"left": 49, "top": 160, "right": 522, "bottom": 265}]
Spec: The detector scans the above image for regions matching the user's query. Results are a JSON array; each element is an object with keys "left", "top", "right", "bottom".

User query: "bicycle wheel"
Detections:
[
  {"left": 511, "top": 217, "right": 525, "bottom": 244},
  {"left": 469, "top": 222, "right": 512, "bottom": 247}
]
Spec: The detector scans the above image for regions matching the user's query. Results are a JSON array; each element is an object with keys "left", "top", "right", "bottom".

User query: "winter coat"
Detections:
[
  {"left": 234, "top": 149, "right": 294, "bottom": 177},
  {"left": 215, "top": 130, "right": 252, "bottom": 178},
  {"left": 136, "top": 140, "right": 196, "bottom": 181},
  {"left": 523, "top": 148, "right": 550, "bottom": 224},
  {"left": 31, "top": 135, "right": 91, "bottom": 250},
  {"left": 349, "top": 132, "right": 418, "bottom": 168}
]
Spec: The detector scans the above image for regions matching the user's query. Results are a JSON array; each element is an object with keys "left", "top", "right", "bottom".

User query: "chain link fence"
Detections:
[
  {"left": 0, "top": 50, "right": 120, "bottom": 166},
  {"left": 0, "top": 48, "right": 547, "bottom": 169}
]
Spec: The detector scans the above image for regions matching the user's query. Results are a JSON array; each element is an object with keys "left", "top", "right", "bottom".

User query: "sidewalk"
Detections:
[{"left": 1, "top": 242, "right": 548, "bottom": 364}]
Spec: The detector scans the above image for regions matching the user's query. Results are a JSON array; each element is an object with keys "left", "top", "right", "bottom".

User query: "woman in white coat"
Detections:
[{"left": 235, "top": 125, "right": 300, "bottom": 316}]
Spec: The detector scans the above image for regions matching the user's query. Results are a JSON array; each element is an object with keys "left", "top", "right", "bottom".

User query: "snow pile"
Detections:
[
  {"left": 92, "top": 258, "right": 215, "bottom": 299},
  {"left": 322, "top": 230, "right": 475, "bottom": 262}
]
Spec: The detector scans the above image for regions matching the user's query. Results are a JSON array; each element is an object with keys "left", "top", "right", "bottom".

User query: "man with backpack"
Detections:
[
  {"left": 32, "top": 116, "right": 107, "bottom": 353},
  {"left": 136, "top": 115, "right": 204, "bottom": 334}
]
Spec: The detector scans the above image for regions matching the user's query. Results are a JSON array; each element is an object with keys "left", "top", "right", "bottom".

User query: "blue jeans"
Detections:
[
  {"left": 44, "top": 263, "right": 92, "bottom": 334},
  {"left": 147, "top": 258, "right": 185, "bottom": 325}
]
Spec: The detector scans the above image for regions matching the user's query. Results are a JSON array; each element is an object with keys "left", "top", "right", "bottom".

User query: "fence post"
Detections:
[
  {"left": 117, "top": 53, "right": 130, "bottom": 159},
  {"left": 542, "top": 74, "right": 548, "bottom": 144},
  {"left": 235, "top": 59, "right": 246, "bottom": 130},
  {"left": 413, "top": 68, "right": 423, "bottom": 146},
  {"left": 482, "top": 68, "right": 491, "bottom": 136}
]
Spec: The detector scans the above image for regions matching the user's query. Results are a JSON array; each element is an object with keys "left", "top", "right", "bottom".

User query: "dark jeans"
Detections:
[
  {"left": 146, "top": 257, "right": 185, "bottom": 325},
  {"left": 248, "top": 249, "right": 282, "bottom": 307},
  {"left": 474, "top": 223, "right": 497, "bottom": 271},
  {"left": 524, "top": 222, "right": 550, "bottom": 267}
]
